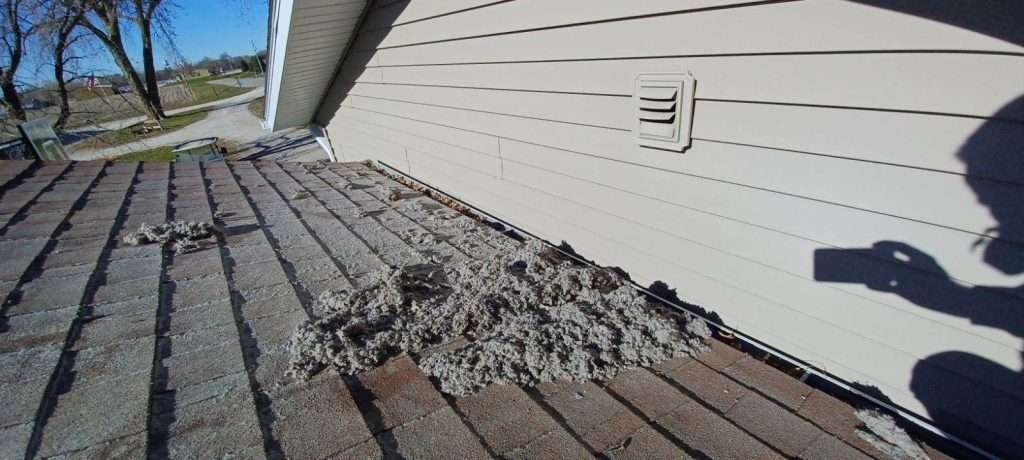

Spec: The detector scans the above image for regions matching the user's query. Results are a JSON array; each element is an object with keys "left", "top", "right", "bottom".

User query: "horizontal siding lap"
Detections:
[
  {"left": 367, "top": 0, "right": 753, "bottom": 49},
  {"left": 501, "top": 151, "right": 1024, "bottom": 349},
  {"left": 332, "top": 124, "right": 409, "bottom": 168},
  {"left": 327, "top": 106, "right": 1024, "bottom": 364},
  {"left": 337, "top": 94, "right": 1019, "bottom": 255},
  {"left": 342, "top": 126, "right": 1024, "bottom": 448},
  {"left": 374, "top": 1, "right": 1023, "bottom": 66},
  {"left": 319, "top": 0, "right": 1024, "bottom": 446},
  {"left": 362, "top": 54, "right": 1024, "bottom": 122},
  {"left": 336, "top": 105, "right": 498, "bottom": 155},
  {"left": 407, "top": 148, "right": 1024, "bottom": 449},
  {"left": 347, "top": 81, "right": 627, "bottom": 128},
  {"left": 396, "top": 144, "right": 1010, "bottom": 416},
  {"left": 362, "top": 0, "right": 507, "bottom": 30},
  {"left": 335, "top": 113, "right": 501, "bottom": 177},
  {"left": 345, "top": 81, "right": 1024, "bottom": 183},
  {"left": 327, "top": 110, "right": 1024, "bottom": 362},
  {"left": 330, "top": 97, "right": 1022, "bottom": 289}
]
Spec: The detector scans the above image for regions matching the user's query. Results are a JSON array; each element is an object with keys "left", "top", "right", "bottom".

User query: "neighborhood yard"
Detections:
[
  {"left": 168, "top": 74, "right": 255, "bottom": 107},
  {"left": 113, "top": 145, "right": 175, "bottom": 161},
  {"left": 75, "top": 109, "right": 209, "bottom": 150}
]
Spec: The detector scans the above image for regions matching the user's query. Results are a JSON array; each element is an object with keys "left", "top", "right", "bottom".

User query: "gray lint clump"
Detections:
[
  {"left": 287, "top": 239, "right": 709, "bottom": 396},
  {"left": 855, "top": 409, "right": 931, "bottom": 460},
  {"left": 122, "top": 221, "right": 221, "bottom": 255}
]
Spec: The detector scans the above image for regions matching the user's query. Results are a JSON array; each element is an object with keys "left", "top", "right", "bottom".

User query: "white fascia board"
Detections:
[{"left": 265, "top": 0, "right": 295, "bottom": 132}]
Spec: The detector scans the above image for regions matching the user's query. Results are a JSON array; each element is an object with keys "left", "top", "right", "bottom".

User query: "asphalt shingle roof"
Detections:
[{"left": 0, "top": 159, "right": 932, "bottom": 459}]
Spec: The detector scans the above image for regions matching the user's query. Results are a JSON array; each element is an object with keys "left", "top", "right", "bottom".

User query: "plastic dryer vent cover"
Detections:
[{"left": 634, "top": 73, "right": 696, "bottom": 152}]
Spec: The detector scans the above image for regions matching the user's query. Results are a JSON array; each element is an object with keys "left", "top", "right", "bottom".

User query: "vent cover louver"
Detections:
[{"left": 634, "top": 73, "right": 695, "bottom": 152}]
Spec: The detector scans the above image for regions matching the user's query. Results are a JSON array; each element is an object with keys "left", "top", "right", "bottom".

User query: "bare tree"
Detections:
[
  {"left": 75, "top": 0, "right": 166, "bottom": 120},
  {"left": 1, "top": 0, "right": 40, "bottom": 122},
  {"left": 132, "top": 0, "right": 164, "bottom": 115},
  {"left": 38, "top": 1, "right": 86, "bottom": 130}
]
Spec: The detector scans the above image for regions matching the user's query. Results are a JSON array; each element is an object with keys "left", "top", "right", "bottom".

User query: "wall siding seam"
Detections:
[{"left": 496, "top": 137, "right": 504, "bottom": 179}]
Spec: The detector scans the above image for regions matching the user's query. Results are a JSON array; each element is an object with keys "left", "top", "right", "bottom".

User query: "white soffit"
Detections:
[{"left": 265, "top": 0, "right": 369, "bottom": 132}]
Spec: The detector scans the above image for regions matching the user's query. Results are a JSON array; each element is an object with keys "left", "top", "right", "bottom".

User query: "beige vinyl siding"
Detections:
[{"left": 316, "top": 0, "right": 1024, "bottom": 453}]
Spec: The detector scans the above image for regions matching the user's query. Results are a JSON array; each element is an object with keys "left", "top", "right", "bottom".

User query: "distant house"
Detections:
[
  {"left": 69, "top": 78, "right": 117, "bottom": 100},
  {"left": 264, "top": 2, "right": 1024, "bottom": 458},
  {"left": 183, "top": 68, "right": 211, "bottom": 79}
]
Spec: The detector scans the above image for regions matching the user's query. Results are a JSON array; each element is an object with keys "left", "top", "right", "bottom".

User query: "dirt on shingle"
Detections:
[
  {"left": 287, "top": 239, "right": 709, "bottom": 396},
  {"left": 121, "top": 221, "right": 221, "bottom": 255},
  {"left": 855, "top": 409, "right": 932, "bottom": 460}
]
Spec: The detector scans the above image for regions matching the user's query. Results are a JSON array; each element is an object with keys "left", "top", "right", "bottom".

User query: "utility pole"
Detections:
[{"left": 250, "top": 40, "right": 265, "bottom": 75}]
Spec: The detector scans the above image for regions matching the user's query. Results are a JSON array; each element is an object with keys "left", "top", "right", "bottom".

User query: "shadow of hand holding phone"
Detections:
[{"left": 812, "top": 95, "right": 1024, "bottom": 455}]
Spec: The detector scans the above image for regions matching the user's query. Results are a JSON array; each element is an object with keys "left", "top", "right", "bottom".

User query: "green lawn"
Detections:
[
  {"left": 212, "top": 70, "right": 260, "bottom": 81},
  {"left": 248, "top": 97, "right": 265, "bottom": 119},
  {"left": 78, "top": 109, "right": 209, "bottom": 149},
  {"left": 172, "top": 80, "right": 252, "bottom": 107},
  {"left": 115, "top": 145, "right": 175, "bottom": 161}
]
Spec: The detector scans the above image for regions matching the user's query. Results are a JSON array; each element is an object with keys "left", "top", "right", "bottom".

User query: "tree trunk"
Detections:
[
  {"left": 136, "top": 15, "right": 164, "bottom": 116},
  {"left": 2, "top": 0, "right": 27, "bottom": 122},
  {"left": 84, "top": 2, "right": 164, "bottom": 121},
  {"left": 52, "top": 51, "right": 71, "bottom": 130},
  {"left": 0, "top": 75, "right": 26, "bottom": 122},
  {"left": 108, "top": 44, "right": 162, "bottom": 121}
]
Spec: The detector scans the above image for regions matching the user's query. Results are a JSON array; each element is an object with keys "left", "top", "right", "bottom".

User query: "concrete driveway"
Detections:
[
  {"left": 65, "top": 80, "right": 265, "bottom": 143},
  {"left": 68, "top": 87, "right": 267, "bottom": 160}
]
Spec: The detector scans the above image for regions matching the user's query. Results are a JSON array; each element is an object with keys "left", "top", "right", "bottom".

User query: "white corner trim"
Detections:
[
  {"left": 309, "top": 124, "right": 337, "bottom": 162},
  {"left": 264, "top": 0, "right": 295, "bottom": 132}
]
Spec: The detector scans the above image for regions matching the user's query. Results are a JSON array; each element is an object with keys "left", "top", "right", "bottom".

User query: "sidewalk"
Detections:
[
  {"left": 68, "top": 87, "right": 266, "bottom": 161},
  {"left": 65, "top": 83, "right": 265, "bottom": 146}
]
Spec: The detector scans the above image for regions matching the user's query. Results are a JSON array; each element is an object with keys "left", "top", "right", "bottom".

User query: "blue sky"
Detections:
[
  {"left": 158, "top": 0, "right": 269, "bottom": 65},
  {"left": 24, "top": 0, "right": 268, "bottom": 84}
]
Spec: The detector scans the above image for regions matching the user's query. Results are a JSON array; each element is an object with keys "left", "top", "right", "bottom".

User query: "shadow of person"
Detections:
[{"left": 813, "top": 95, "right": 1024, "bottom": 457}]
